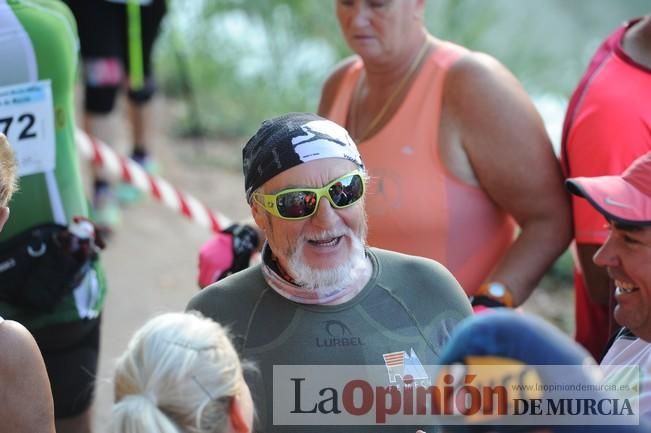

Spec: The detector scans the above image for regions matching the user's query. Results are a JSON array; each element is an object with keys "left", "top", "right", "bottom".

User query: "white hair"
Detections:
[{"left": 109, "top": 312, "right": 246, "bottom": 433}]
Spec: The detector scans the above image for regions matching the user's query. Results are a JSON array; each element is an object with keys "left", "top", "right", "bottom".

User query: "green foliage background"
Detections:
[{"left": 155, "top": 0, "right": 649, "bottom": 138}]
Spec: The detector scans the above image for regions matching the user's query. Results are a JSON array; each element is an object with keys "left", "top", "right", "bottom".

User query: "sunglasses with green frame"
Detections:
[{"left": 252, "top": 170, "right": 366, "bottom": 220}]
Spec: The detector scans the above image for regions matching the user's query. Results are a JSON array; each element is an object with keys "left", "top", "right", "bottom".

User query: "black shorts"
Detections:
[
  {"left": 63, "top": 0, "right": 167, "bottom": 113},
  {"left": 33, "top": 318, "right": 101, "bottom": 419}
]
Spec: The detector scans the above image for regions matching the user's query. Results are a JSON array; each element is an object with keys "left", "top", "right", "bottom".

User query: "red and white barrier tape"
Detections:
[{"left": 75, "top": 129, "right": 232, "bottom": 233}]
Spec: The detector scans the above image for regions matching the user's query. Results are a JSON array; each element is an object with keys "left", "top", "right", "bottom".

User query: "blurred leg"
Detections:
[{"left": 38, "top": 320, "right": 101, "bottom": 433}]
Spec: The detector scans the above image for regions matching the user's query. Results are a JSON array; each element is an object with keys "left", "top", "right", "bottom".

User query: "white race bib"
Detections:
[{"left": 0, "top": 80, "right": 56, "bottom": 176}]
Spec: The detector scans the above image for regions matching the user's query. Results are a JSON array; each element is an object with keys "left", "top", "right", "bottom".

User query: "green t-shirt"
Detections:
[
  {"left": 187, "top": 248, "right": 473, "bottom": 433},
  {"left": 0, "top": 0, "right": 106, "bottom": 329}
]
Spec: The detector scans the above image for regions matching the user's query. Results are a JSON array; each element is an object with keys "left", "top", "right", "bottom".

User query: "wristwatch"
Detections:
[{"left": 470, "top": 282, "right": 514, "bottom": 308}]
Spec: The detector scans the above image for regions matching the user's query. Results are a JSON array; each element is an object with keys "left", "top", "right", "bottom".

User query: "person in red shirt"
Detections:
[{"left": 561, "top": 15, "right": 651, "bottom": 360}]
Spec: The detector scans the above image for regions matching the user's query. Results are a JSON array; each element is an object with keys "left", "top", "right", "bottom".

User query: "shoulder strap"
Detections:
[{"left": 325, "top": 58, "right": 363, "bottom": 124}]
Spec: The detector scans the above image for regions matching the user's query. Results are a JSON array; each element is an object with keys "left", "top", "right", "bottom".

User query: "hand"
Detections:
[
  {"left": 58, "top": 216, "right": 106, "bottom": 260},
  {"left": 225, "top": 223, "right": 260, "bottom": 261}
]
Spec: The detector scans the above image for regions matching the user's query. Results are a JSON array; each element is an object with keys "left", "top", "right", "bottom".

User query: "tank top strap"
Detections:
[
  {"left": 418, "top": 41, "right": 468, "bottom": 115},
  {"left": 400, "top": 39, "right": 467, "bottom": 169},
  {"left": 327, "top": 58, "right": 364, "bottom": 126}
]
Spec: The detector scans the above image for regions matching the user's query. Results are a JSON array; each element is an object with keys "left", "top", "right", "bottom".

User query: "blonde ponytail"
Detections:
[
  {"left": 111, "top": 394, "right": 180, "bottom": 433},
  {"left": 109, "top": 312, "right": 246, "bottom": 433}
]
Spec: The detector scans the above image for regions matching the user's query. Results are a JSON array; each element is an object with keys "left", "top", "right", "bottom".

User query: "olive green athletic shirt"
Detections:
[{"left": 187, "top": 247, "right": 472, "bottom": 433}]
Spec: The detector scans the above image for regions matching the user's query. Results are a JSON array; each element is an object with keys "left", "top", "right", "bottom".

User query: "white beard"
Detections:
[{"left": 288, "top": 226, "right": 367, "bottom": 295}]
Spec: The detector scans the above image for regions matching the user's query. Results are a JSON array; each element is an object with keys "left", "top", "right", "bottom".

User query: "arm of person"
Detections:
[
  {"left": 565, "top": 87, "right": 650, "bottom": 303},
  {"left": 576, "top": 243, "right": 611, "bottom": 304},
  {"left": 0, "top": 320, "right": 55, "bottom": 433},
  {"left": 317, "top": 56, "right": 359, "bottom": 117},
  {"left": 443, "top": 52, "right": 573, "bottom": 306}
]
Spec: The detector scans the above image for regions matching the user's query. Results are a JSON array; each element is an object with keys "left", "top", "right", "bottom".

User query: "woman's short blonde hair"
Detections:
[
  {"left": 110, "top": 312, "right": 246, "bottom": 433},
  {"left": 0, "top": 134, "right": 18, "bottom": 207}
]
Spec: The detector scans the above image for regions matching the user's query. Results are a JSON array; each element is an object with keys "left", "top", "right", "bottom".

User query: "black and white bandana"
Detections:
[{"left": 243, "top": 113, "right": 364, "bottom": 202}]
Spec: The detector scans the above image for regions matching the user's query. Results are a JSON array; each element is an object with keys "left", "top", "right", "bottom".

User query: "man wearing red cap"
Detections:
[
  {"left": 567, "top": 151, "right": 651, "bottom": 415},
  {"left": 424, "top": 153, "right": 651, "bottom": 426},
  {"left": 561, "top": 15, "right": 651, "bottom": 360}
]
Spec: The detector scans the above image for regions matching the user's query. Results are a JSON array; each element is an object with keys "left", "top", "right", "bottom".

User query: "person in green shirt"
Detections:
[{"left": 0, "top": 1, "right": 107, "bottom": 432}]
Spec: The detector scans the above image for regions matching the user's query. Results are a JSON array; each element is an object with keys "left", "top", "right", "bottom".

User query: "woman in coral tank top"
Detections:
[{"left": 318, "top": 0, "right": 572, "bottom": 309}]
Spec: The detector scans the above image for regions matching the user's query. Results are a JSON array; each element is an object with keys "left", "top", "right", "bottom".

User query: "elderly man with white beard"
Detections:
[{"left": 187, "top": 112, "right": 472, "bottom": 433}]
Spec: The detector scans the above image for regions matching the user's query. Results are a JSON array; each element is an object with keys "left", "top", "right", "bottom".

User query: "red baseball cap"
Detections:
[{"left": 566, "top": 151, "right": 651, "bottom": 226}]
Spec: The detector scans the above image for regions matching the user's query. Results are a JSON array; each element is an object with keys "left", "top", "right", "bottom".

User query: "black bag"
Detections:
[
  {"left": 0, "top": 224, "right": 96, "bottom": 312},
  {"left": 218, "top": 223, "right": 259, "bottom": 282}
]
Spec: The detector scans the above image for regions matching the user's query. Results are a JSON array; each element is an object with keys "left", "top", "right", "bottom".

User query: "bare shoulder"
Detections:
[
  {"left": 0, "top": 320, "right": 55, "bottom": 433},
  {"left": 440, "top": 48, "right": 552, "bottom": 178},
  {"left": 0, "top": 320, "right": 41, "bottom": 368},
  {"left": 444, "top": 50, "right": 531, "bottom": 118},
  {"left": 317, "top": 55, "right": 359, "bottom": 116},
  {"left": 440, "top": 48, "right": 569, "bottom": 227}
]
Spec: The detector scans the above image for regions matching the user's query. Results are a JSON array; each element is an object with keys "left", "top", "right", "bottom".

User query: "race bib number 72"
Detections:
[{"left": 0, "top": 80, "right": 56, "bottom": 176}]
